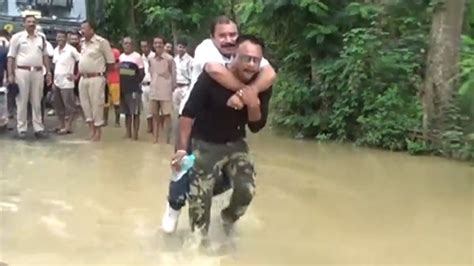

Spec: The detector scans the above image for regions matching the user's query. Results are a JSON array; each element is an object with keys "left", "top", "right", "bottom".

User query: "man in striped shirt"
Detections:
[{"left": 119, "top": 36, "right": 144, "bottom": 140}]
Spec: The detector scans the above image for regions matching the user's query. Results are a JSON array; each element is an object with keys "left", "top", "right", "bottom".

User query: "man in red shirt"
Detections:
[{"left": 105, "top": 45, "right": 121, "bottom": 126}]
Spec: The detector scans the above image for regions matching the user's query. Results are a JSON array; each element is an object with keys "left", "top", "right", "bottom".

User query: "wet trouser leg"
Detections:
[
  {"left": 188, "top": 139, "right": 256, "bottom": 235},
  {"left": 168, "top": 171, "right": 190, "bottom": 210},
  {"left": 220, "top": 151, "right": 256, "bottom": 223},
  {"left": 167, "top": 139, "right": 193, "bottom": 210},
  {"left": 167, "top": 138, "right": 232, "bottom": 211}
]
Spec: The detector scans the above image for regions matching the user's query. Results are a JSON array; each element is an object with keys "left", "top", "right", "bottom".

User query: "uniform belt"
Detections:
[
  {"left": 142, "top": 82, "right": 151, "bottom": 86},
  {"left": 81, "top": 72, "right": 105, "bottom": 78},
  {"left": 177, "top": 83, "right": 189, "bottom": 87},
  {"left": 17, "top": 65, "right": 42, "bottom": 71}
]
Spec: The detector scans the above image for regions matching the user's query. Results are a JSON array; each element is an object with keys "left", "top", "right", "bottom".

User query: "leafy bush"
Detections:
[
  {"left": 459, "top": 35, "right": 474, "bottom": 132},
  {"left": 272, "top": 25, "right": 424, "bottom": 151}
]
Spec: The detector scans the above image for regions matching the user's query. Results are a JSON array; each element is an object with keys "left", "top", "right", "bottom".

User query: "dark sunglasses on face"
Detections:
[{"left": 238, "top": 54, "right": 262, "bottom": 65}]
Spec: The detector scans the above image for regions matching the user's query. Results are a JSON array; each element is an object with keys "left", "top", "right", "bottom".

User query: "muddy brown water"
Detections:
[{"left": 0, "top": 121, "right": 472, "bottom": 265}]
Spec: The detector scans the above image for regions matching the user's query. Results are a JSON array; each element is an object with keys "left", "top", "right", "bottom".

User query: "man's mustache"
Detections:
[{"left": 221, "top": 43, "right": 235, "bottom": 48}]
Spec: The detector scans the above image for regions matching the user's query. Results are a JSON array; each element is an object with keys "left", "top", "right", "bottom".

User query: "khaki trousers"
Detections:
[
  {"left": 78, "top": 76, "right": 106, "bottom": 127},
  {"left": 15, "top": 69, "right": 44, "bottom": 133}
]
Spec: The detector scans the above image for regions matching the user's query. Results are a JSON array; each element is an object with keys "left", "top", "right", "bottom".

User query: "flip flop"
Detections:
[{"left": 57, "top": 129, "right": 71, "bottom": 135}]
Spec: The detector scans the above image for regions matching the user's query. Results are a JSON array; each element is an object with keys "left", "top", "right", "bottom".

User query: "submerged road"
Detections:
[{"left": 0, "top": 120, "right": 472, "bottom": 265}]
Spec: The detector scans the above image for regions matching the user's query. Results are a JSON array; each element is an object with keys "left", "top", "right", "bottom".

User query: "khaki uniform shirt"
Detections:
[
  {"left": 7, "top": 30, "right": 47, "bottom": 67},
  {"left": 78, "top": 34, "right": 115, "bottom": 74}
]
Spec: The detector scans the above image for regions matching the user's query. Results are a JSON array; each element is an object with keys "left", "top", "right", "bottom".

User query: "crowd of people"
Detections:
[
  {"left": 0, "top": 15, "right": 193, "bottom": 143},
  {"left": 1, "top": 14, "right": 277, "bottom": 248}
]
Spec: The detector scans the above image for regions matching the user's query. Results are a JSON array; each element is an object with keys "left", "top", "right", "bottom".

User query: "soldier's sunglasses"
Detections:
[{"left": 237, "top": 54, "right": 262, "bottom": 66}]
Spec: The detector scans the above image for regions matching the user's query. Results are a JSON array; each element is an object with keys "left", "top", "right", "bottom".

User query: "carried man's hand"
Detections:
[
  {"left": 238, "top": 86, "right": 260, "bottom": 108},
  {"left": 227, "top": 94, "right": 244, "bottom": 110}
]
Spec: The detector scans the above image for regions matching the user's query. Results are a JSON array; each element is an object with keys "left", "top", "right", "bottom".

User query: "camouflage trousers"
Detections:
[{"left": 188, "top": 138, "right": 256, "bottom": 235}]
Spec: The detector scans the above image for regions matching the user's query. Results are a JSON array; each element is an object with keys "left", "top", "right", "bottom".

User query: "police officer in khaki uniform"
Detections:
[
  {"left": 7, "top": 15, "right": 52, "bottom": 139},
  {"left": 78, "top": 20, "right": 115, "bottom": 141}
]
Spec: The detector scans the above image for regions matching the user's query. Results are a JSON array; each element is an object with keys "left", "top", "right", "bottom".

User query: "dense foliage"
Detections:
[
  {"left": 241, "top": 0, "right": 472, "bottom": 160},
  {"left": 92, "top": 0, "right": 473, "bottom": 160}
]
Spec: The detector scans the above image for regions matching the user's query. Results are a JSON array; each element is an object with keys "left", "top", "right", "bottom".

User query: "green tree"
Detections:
[
  {"left": 138, "top": 0, "right": 225, "bottom": 48},
  {"left": 94, "top": 0, "right": 473, "bottom": 160}
]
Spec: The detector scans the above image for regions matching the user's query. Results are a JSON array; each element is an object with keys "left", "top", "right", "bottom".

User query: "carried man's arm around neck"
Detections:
[
  {"left": 205, "top": 62, "right": 243, "bottom": 91},
  {"left": 251, "top": 64, "right": 276, "bottom": 92},
  {"left": 205, "top": 62, "right": 276, "bottom": 93},
  {"left": 239, "top": 86, "right": 272, "bottom": 133}
]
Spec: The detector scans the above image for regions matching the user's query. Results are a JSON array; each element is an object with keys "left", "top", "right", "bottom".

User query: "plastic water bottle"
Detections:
[{"left": 171, "top": 154, "right": 195, "bottom": 182}]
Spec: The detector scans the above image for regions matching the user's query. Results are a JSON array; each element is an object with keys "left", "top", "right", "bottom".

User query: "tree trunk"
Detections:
[
  {"left": 129, "top": 0, "right": 137, "bottom": 38},
  {"left": 422, "top": 0, "right": 465, "bottom": 142},
  {"left": 310, "top": 51, "right": 318, "bottom": 88},
  {"left": 171, "top": 20, "right": 178, "bottom": 54}
]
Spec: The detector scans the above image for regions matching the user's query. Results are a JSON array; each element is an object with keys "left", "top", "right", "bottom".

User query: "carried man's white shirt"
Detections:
[{"left": 178, "top": 39, "right": 270, "bottom": 115}]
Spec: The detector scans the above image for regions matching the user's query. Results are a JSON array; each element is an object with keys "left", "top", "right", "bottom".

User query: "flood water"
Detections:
[{"left": 0, "top": 121, "right": 472, "bottom": 266}]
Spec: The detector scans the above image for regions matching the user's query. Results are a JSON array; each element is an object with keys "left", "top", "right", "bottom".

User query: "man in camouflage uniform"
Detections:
[{"left": 172, "top": 35, "right": 272, "bottom": 240}]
